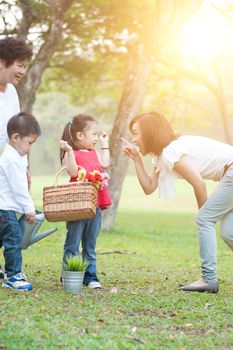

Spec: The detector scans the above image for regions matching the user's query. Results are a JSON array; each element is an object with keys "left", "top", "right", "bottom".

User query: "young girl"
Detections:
[
  {"left": 60, "top": 114, "right": 111, "bottom": 289},
  {"left": 122, "top": 111, "right": 233, "bottom": 294}
]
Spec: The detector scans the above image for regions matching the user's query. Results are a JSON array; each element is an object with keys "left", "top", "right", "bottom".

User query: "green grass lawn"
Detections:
[{"left": 0, "top": 176, "right": 232, "bottom": 350}]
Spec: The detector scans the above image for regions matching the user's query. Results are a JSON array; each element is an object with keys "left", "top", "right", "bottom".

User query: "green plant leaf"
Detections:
[{"left": 64, "top": 256, "right": 88, "bottom": 271}]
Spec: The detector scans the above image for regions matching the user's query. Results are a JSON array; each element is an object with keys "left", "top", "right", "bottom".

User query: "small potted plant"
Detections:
[{"left": 62, "top": 256, "right": 88, "bottom": 293}]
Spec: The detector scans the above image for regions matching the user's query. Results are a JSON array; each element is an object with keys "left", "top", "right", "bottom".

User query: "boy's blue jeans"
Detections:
[
  {"left": 196, "top": 167, "right": 233, "bottom": 283},
  {"left": 63, "top": 208, "right": 102, "bottom": 284},
  {"left": 0, "top": 210, "right": 23, "bottom": 277}
]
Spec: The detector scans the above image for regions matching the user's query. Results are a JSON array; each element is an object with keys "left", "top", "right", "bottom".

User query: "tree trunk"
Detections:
[
  {"left": 214, "top": 64, "right": 233, "bottom": 144},
  {"left": 17, "top": 0, "right": 38, "bottom": 40},
  {"left": 216, "top": 94, "right": 233, "bottom": 144},
  {"left": 103, "top": 0, "right": 203, "bottom": 231},
  {"left": 17, "top": 0, "right": 75, "bottom": 112},
  {"left": 102, "top": 45, "right": 153, "bottom": 231}
]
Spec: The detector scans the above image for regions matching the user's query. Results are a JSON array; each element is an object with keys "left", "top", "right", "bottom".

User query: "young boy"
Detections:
[{"left": 0, "top": 112, "right": 41, "bottom": 290}]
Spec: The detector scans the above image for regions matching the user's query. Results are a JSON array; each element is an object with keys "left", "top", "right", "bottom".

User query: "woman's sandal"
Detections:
[{"left": 179, "top": 279, "right": 219, "bottom": 293}]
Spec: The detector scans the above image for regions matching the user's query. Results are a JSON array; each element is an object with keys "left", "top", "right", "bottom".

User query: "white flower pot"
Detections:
[{"left": 62, "top": 271, "right": 85, "bottom": 293}]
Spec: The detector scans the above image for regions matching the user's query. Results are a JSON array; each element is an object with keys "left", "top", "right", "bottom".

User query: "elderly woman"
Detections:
[{"left": 0, "top": 36, "right": 32, "bottom": 279}]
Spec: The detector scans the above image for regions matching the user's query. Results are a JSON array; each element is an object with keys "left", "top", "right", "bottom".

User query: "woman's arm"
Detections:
[
  {"left": 134, "top": 156, "right": 159, "bottom": 194},
  {"left": 60, "top": 140, "right": 78, "bottom": 177},
  {"left": 173, "top": 155, "right": 207, "bottom": 209},
  {"left": 122, "top": 138, "right": 159, "bottom": 194}
]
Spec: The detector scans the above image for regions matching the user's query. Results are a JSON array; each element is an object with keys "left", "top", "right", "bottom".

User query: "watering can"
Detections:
[{"left": 19, "top": 210, "right": 57, "bottom": 250}]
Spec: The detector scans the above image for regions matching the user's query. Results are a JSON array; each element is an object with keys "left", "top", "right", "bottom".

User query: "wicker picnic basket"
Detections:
[{"left": 43, "top": 167, "right": 98, "bottom": 222}]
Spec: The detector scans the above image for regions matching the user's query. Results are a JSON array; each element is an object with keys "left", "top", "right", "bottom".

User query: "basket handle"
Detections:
[{"left": 54, "top": 166, "right": 85, "bottom": 186}]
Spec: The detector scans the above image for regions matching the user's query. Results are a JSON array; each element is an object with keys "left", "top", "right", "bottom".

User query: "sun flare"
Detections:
[{"left": 177, "top": 4, "right": 232, "bottom": 62}]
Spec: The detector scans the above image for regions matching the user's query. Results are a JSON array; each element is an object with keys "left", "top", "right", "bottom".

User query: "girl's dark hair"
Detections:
[
  {"left": 0, "top": 37, "right": 32, "bottom": 67},
  {"left": 129, "top": 111, "right": 178, "bottom": 156},
  {"left": 7, "top": 112, "right": 41, "bottom": 138},
  {"left": 60, "top": 114, "right": 97, "bottom": 162}
]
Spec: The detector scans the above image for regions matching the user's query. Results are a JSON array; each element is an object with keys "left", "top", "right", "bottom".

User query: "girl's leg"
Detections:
[
  {"left": 196, "top": 168, "right": 233, "bottom": 283},
  {"left": 62, "top": 220, "right": 86, "bottom": 270},
  {"left": 220, "top": 210, "right": 233, "bottom": 250},
  {"left": 82, "top": 208, "right": 102, "bottom": 284}
]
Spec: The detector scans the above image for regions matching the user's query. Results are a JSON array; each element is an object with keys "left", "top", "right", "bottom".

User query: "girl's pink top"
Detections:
[{"left": 70, "top": 150, "right": 112, "bottom": 210}]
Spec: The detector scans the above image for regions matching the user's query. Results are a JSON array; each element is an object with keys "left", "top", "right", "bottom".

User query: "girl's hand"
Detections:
[
  {"left": 60, "top": 140, "right": 73, "bottom": 152},
  {"left": 99, "top": 131, "right": 109, "bottom": 147},
  {"left": 121, "top": 137, "right": 139, "bottom": 160}
]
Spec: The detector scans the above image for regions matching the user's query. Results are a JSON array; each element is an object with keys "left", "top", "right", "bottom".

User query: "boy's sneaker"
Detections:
[
  {"left": 0, "top": 265, "right": 5, "bottom": 279},
  {"left": 88, "top": 281, "right": 102, "bottom": 289},
  {"left": 2, "top": 273, "right": 32, "bottom": 291}
]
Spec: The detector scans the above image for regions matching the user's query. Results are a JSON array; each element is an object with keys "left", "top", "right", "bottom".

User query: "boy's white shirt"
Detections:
[
  {"left": 152, "top": 135, "right": 233, "bottom": 199},
  {"left": 0, "top": 83, "right": 20, "bottom": 147},
  {"left": 0, "top": 143, "right": 35, "bottom": 213}
]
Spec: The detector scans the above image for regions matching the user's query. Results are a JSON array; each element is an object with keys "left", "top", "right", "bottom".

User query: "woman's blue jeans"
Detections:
[
  {"left": 63, "top": 208, "right": 102, "bottom": 284},
  {"left": 196, "top": 167, "right": 233, "bottom": 283},
  {"left": 0, "top": 210, "right": 23, "bottom": 277}
]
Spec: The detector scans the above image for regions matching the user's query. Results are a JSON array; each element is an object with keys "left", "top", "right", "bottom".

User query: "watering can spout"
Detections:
[{"left": 20, "top": 210, "right": 57, "bottom": 250}]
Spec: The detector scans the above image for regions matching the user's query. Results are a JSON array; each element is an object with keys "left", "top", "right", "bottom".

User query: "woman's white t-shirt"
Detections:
[
  {"left": 152, "top": 135, "right": 233, "bottom": 198},
  {"left": 0, "top": 83, "right": 20, "bottom": 147}
]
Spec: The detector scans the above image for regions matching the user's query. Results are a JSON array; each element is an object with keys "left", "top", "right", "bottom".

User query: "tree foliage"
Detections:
[{"left": 1, "top": 0, "right": 204, "bottom": 230}]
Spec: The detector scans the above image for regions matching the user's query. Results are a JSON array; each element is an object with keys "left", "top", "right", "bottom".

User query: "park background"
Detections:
[{"left": 1, "top": 1, "right": 233, "bottom": 349}]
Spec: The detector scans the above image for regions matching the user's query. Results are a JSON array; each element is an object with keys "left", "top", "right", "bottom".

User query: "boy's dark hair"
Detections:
[
  {"left": 0, "top": 37, "right": 32, "bottom": 67},
  {"left": 7, "top": 112, "right": 41, "bottom": 138}
]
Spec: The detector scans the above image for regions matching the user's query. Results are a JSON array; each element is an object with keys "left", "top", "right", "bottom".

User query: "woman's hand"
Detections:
[
  {"left": 121, "top": 137, "right": 158, "bottom": 194},
  {"left": 99, "top": 131, "right": 109, "bottom": 147},
  {"left": 121, "top": 137, "right": 139, "bottom": 160},
  {"left": 60, "top": 140, "right": 73, "bottom": 153}
]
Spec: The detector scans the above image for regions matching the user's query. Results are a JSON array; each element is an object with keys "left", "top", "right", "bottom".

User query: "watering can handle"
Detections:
[{"left": 53, "top": 166, "right": 85, "bottom": 186}]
